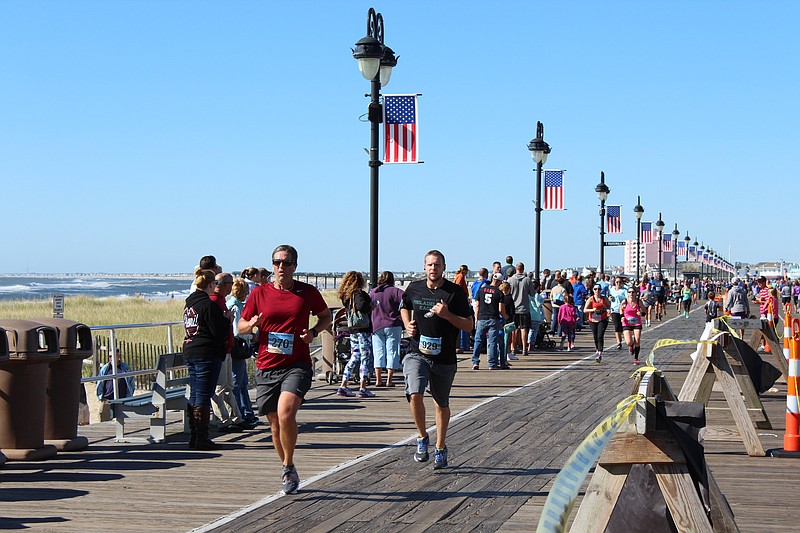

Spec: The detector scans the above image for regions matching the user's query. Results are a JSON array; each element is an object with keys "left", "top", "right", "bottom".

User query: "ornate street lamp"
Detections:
[
  {"left": 684, "top": 233, "right": 691, "bottom": 281},
  {"left": 633, "top": 197, "right": 644, "bottom": 283},
  {"left": 596, "top": 172, "right": 610, "bottom": 276},
  {"left": 672, "top": 224, "right": 680, "bottom": 282},
  {"left": 656, "top": 213, "right": 665, "bottom": 277},
  {"left": 528, "top": 121, "right": 551, "bottom": 284},
  {"left": 699, "top": 243, "right": 706, "bottom": 285},
  {"left": 353, "top": 7, "right": 398, "bottom": 288}
]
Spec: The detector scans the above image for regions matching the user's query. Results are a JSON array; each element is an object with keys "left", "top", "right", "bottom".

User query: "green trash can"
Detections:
[
  {"left": 0, "top": 319, "right": 59, "bottom": 461},
  {"left": 36, "top": 318, "right": 93, "bottom": 451},
  {"left": 0, "top": 325, "right": 8, "bottom": 467}
]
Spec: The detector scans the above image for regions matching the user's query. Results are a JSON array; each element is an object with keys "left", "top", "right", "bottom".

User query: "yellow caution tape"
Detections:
[{"left": 535, "top": 394, "right": 641, "bottom": 533}]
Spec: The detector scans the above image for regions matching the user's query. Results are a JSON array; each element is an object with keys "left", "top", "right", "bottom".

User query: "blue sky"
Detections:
[{"left": 2, "top": 1, "right": 797, "bottom": 274}]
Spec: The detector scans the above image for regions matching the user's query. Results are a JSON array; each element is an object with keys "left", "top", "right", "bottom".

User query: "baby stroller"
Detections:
[
  {"left": 326, "top": 307, "right": 373, "bottom": 386},
  {"left": 533, "top": 322, "right": 556, "bottom": 350}
]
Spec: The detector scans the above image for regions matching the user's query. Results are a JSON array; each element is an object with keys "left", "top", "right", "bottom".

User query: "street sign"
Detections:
[
  {"left": 53, "top": 294, "right": 64, "bottom": 318},
  {"left": 604, "top": 241, "right": 626, "bottom": 246}
]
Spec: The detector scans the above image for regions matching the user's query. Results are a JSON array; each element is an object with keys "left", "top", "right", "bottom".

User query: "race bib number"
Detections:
[
  {"left": 419, "top": 335, "right": 442, "bottom": 356},
  {"left": 267, "top": 332, "right": 294, "bottom": 355},
  {"left": 591, "top": 312, "right": 603, "bottom": 321},
  {"left": 628, "top": 316, "right": 639, "bottom": 326}
]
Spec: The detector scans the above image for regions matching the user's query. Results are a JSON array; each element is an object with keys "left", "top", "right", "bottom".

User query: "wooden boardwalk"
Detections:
[{"left": 1, "top": 307, "right": 797, "bottom": 532}]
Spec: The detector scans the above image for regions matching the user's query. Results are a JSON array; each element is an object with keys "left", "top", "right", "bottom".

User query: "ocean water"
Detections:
[{"left": 0, "top": 275, "right": 193, "bottom": 302}]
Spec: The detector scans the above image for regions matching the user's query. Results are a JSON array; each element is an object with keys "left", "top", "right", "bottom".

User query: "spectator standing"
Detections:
[
  {"left": 527, "top": 280, "right": 545, "bottom": 350},
  {"left": 453, "top": 265, "right": 471, "bottom": 354},
  {"left": 509, "top": 262, "right": 534, "bottom": 356},
  {"left": 471, "top": 273, "right": 504, "bottom": 370},
  {"left": 558, "top": 293, "right": 578, "bottom": 351},
  {"left": 228, "top": 277, "right": 258, "bottom": 428},
  {"left": 336, "top": 271, "right": 376, "bottom": 398},
  {"left": 573, "top": 276, "right": 588, "bottom": 330},
  {"left": 501, "top": 256, "right": 515, "bottom": 280},
  {"left": 183, "top": 268, "right": 229, "bottom": 450},
  {"left": 370, "top": 271, "right": 404, "bottom": 387},
  {"left": 724, "top": 277, "right": 750, "bottom": 318}
]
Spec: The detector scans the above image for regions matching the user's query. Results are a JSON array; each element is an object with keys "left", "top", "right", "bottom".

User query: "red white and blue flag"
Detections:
[
  {"left": 543, "top": 170, "right": 564, "bottom": 210},
  {"left": 383, "top": 95, "right": 419, "bottom": 164},
  {"left": 606, "top": 205, "right": 621, "bottom": 234},
  {"left": 641, "top": 222, "right": 653, "bottom": 244},
  {"left": 688, "top": 246, "right": 696, "bottom": 260},
  {"left": 663, "top": 233, "right": 672, "bottom": 252},
  {"left": 677, "top": 240, "right": 686, "bottom": 258}
]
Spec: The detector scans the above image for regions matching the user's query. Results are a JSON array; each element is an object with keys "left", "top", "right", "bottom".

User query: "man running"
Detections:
[
  {"left": 401, "top": 250, "right": 473, "bottom": 470},
  {"left": 238, "top": 244, "right": 332, "bottom": 495}
]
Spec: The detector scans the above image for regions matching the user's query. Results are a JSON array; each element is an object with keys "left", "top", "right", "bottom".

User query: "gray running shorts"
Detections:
[
  {"left": 403, "top": 352, "right": 457, "bottom": 408},
  {"left": 255, "top": 363, "right": 312, "bottom": 415}
]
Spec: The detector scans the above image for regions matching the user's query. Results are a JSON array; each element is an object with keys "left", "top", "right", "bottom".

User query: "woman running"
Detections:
[
  {"left": 584, "top": 285, "right": 611, "bottom": 362},
  {"left": 621, "top": 291, "right": 643, "bottom": 365}
]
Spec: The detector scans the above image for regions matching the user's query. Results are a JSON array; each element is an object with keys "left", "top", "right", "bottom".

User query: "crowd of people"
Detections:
[{"left": 175, "top": 246, "right": 797, "bottom": 493}]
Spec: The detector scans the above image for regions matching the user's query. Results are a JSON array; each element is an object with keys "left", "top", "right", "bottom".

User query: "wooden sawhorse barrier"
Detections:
[
  {"left": 718, "top": 317, "right": 789, "bottom": 382},
  {"left": 681, "top": 326, "right": 777, "bottom": 457},
  {"left": 571, "top": 370, "right": 739, "bottom": 532}
]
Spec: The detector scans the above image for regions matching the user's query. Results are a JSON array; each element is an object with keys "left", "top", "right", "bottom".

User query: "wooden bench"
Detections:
[{"left": 109, "top": 352, "right": 189, "bottom": 443}]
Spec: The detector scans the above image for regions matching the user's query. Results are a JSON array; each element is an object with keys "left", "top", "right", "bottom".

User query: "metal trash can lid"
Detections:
[
  {"left": 0, "top": 319, "right": 59, "bottom": 361},
  {"left": 32, "top": 318, "right": 94, "bottom": 357}
]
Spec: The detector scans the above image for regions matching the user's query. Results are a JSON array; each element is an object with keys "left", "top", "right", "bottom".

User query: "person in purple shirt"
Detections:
[{"left": 369, "top": 271, "right": 405, "bottom": 387}]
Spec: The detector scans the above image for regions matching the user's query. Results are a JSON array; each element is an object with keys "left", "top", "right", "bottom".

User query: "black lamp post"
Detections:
[
  {"left": 683, "top": 232, "right": 691, "bottom": 281},
  {"left": 528, "top": 121, "right": 551, "bottom": 284},
  {"left": 699, "top": 243, "right": 705, "bottom": 282},
  {"left": 596, "top": 171, "right": 610, "bottom": 276},
  {"left": 672, "top": 224, "right": 680, "bottom": 282},
  {"left": 633, "top": 197, "right": 644, "bottom": 283},
  {"left": 656, "top": 213, "right": 665, "bottom": 277},
  {"left": 353, "top": 7, "right": 398, "bottom": 288}
]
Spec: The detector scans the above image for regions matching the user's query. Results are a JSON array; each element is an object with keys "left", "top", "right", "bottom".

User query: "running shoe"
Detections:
[
  {"left": 336, "top": 386, "right": 356, "bottom": 397},
  {"left": 508, "top": 353, "right": 519, "bottom": 361},
  {"left": 634, "top": 357, "right": 640, "bottom": 365},
  {"left": 281, "top": 464, "right": 300, "bottom": 495},
  {"left": 617, "top": 343, "right": 622, "bottom": 350},
  {"left": 357, "top": 388, "right": 375, "bottom": 398},
  {"left": 596, "top": 352, "right": 602, "bottom": 363},
  {"left": 414, "top": 435, "right": 429, "bottom": 462},
  {"left": 472, "top": 364, "right": 480, "bottom": 370},
  {"left": 433, "top": 447, "right": 448, "bottom": 470}
]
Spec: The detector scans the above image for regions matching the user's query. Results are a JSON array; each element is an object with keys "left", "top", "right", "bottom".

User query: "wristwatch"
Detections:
[{"left": 310, "top": 327, "right": 318, "bottom": 338}]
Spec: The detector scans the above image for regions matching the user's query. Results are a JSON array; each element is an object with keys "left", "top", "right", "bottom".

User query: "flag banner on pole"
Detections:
[
  {"left": 641, "top": 222, "right": 653, "bottom": 244},
  {"left": 689, "top": 245, "right": 696, "bottom": 260},
  {"left": 703, "top": 252, "right": 709, "bottom": 264},
  {"left": 543, "top": 170, "right": 565, "bottom": 210},
  {"left": 606, "top": 205, "right": 621, "bottom": 234},
  {"left": 663, "top": 233, "right": 672, "bottom": 252},
  {"left": 383, "top": 95, "right": 419, "bottom": 164},
  {"left": 677, "top": 240, "right": 686, "bottom": 258}
]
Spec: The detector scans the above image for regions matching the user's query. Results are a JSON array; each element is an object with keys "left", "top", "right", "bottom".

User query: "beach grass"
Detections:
[{"left": 0, "top": 291, "right": 343, "bottom": 348}]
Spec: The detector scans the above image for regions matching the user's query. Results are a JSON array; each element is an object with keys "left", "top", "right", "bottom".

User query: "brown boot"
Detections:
[
  {"left": 194, "top": 405, "right": 220, "bottom": 451},
  {"left": 187, "top": 404, "right": 196, "bottom": 449}
]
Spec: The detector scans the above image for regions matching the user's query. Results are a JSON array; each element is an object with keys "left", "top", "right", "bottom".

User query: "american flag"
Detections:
[
  {"left": 606, "top": 205, "right": 621, "bottom": 234},
  {"left": 663, "top": 233, "right": 672, "bottom": 252},
  {"left": 543, "top": 170, "right": 564, "bottom": 210},
  {"left": 383, "top": 95, "right": 418, "bottom": 164},
  {"left": 702, "top": 252, "right": 709, "bottom": 264},
  {"left": 641, "top": 222, "right": 653, "bottom": 244},
  {"left": 688, "top": 245, "right": 696, "bottom": 260},
  {"left": 677, "top": 240, "right": 686, "bottom": 257}
]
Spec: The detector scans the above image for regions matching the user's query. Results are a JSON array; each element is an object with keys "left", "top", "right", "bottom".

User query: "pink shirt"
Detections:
[
  {"left": 622, "top": 301, "right": 642, "bottom": 327},
  {"left": 557, "top": 303, "right": 577, "bottom": 326}
]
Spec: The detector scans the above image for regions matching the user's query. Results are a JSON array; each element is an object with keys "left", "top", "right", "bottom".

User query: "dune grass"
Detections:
[{"left": 0, "top": 291, "right": 343, "bottom": 347}]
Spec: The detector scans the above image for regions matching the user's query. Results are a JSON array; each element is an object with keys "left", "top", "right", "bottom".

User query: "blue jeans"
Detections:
[
  {"left": 527, "top": 320, "right": 543, "bottom": 345},
  {"left": 372, "top": 326, "right": 402, "bottom": 370},
  {"left": 576, "top": 304, "right": 585, "bottom": 328},
  {"left": 459, "top": 329, "right": 470, "bottom": 351},
  {"left": 231, "top": 357, "right": 255, "bottom": 421},
  {"left": 472, "top": 318, "right": 501, "bottom": 368},
  {"left": 186, "top": 357, "right": 223, "bottom": 408},
  {"left": 550, "top": 305, "right": 562, "bottom": 336}
]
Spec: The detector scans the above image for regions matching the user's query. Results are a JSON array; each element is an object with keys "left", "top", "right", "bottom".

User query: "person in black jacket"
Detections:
[{"left": 183, "top": 268, "right": 230, "bottom": 450}]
